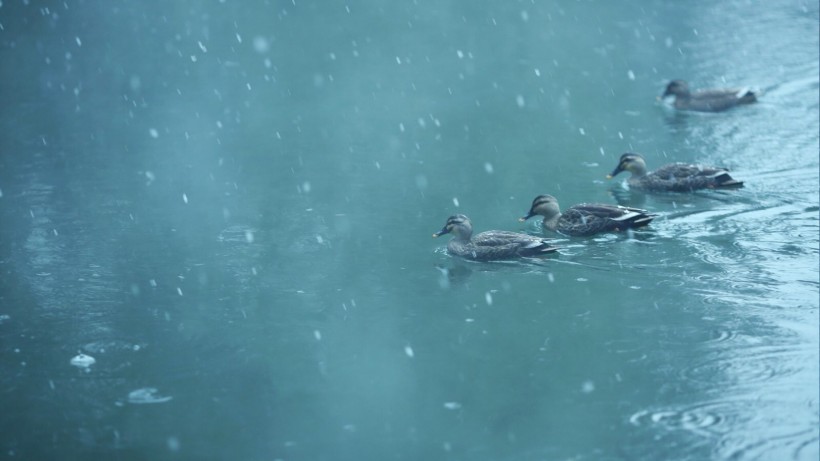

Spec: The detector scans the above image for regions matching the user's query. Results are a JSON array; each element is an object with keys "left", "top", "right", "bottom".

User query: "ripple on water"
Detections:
[
  {"left": 680, "top": 346, "right": 804, "bottom": 387},
  {"left": 717, "top": 427, "right": 820, "bottom": 461},
  {"left": 630, "top": 400, "right": 819, "bottom": 460},
  {"left": 705, "top": 328, "right": 738, "bottom": 343},
  {"left": 629, "top": 401, "right": 730, "bottom": 436}
]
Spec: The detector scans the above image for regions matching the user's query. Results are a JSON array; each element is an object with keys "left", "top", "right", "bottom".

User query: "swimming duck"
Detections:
[
  {"left": 433, "top": 214, "right": 557, "bottom": 261},
  {"left": 519, "top": 194, "right": 655, "bottom": 236},
  {"left": 660, "top": 79, "right": 757, "bottom": 112},
  {"left": 607, "top": 153, "right": 744, "bottom": 192}
]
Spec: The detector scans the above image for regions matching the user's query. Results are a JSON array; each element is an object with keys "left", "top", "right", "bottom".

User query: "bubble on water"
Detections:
[
  {"left": 485, "top": 292, "right": 493, "bottom": 305},
  {"left": 627, "top": 70, "right": 636, "bottom": 80},
  {"left": 197, "top": 41, "right": 207, "bottom": 52},
  {"left": 547, "top": 273, "right": 555, "bottom": 283},
  {"left": 484, "top": 162, "right": 494, "bottom": 174},
  {"left": 127, "top": 387, "right": 173, "bottom": 404},
  {"left": 245, "top": 230, "right": 254, "bottom": 243},
  {"left": 314, "top": 330, "right": 322, "bottom": 341},
  {"left": 70, "top": 353, "right": 95, "bottom": 368},
  {"left": 577, "top": 278, "right": 588, "bottom": 282},
  {"left": 534, "top": 68, "right": 541, "bottom": 77},
  {"left": 149, "top": 279, "right": 157, "bottom": 287},
  {"left": 149, "top": 128, "right": 159, "bottom": 138},
  {"left": 443, "top": 402, "right": 462, "bottom": 410},
  {"left": 302, "top": 181, "right": 311, "bottom": 193},
  {"left": 581, "top": 380, "right": 595, "bottom": 393},
  {"left": 456, "top": 50, "right": 464, "bottom": 59},
  {"left": 404, "top": 345, "right": 414, "bottom": 358},
  {"left": 452, "top": 197, "right": 459, "bottom": 207},
  {"left": 516, "top": 95, "right": 525, "bottom": 107},
  {"left": 579, "top": 127, "right": 586, "bottom": 135},
  {"left": 75, "top": 36, "right": 82, "bottom": 46},
  {"left": 182, "top": 193, "right": 188, "bottom": 204},
  {"left": 399, "top": 122, "right": 405, "bottom": 132},
  {"left": 316, "top": 235, "right": 324, "bottom": 244},
  {"left": 176, "top": 287, "right": 183, "bottom": 296}
]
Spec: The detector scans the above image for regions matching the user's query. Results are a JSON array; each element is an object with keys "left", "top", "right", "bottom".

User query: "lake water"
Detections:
[{"left": 0, "top": 1, "right": 818, "bottom": 460}]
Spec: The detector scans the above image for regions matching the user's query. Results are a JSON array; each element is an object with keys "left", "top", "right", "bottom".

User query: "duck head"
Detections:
[
  {"left": 661, "top": 79, "right": 690, "bottom": 99},
  {"left": 519, "top": 194, "right": 560, "bottom": 221},
  {"left": 607, "top": 153, "right": 648, "bottom": 179},
  {"left": 433, "top": 214, "right": 473, "bottom": 240}
]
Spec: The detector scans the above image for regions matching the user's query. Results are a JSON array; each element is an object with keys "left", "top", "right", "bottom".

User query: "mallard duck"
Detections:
[
  {"left": 432, "top": 214, "right": 557, "bottom": 261},
  {"left": 660, "top": 79, "right": 757, "bottom": 112},
  {"left": 519, "top": 194, "right": 655, "bottom": 236},
  {"left": 607, "top": 153, "right": 744, "bottom": 192}
]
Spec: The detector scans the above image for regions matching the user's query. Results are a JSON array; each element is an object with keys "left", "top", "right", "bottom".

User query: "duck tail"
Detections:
[
  {"left": 524, "top": 240, "right": 559, "bottom": 256},
  {"left": 613, "top": 211, "right": 655, "bottom": 229},
  {"left": 716, "top": 179, "right": 744, "bottom": 188},
  {"left": 632, "top": 215, "right": 655, "bottom": 227},
  {"left": 714, "top": 172, "right": 744, "bottom": 188}
]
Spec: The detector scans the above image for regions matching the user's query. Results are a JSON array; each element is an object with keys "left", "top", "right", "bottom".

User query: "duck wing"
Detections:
[
  {"left": 471, "top": 231, "right": 558, "bottom": 258},
  {"left": 685, "top": 88, "right": 758, "bottom": 112},
  {"left": 561, "top": 204, "right": 655, "bottom": 236},
  {"left": 650, "top": 163, "right": 743, "bottom": 190}
]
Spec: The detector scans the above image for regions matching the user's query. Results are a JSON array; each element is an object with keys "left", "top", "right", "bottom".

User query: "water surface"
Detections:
[{"left": 0, "top": 1, "right": 817, "bottom": 460}]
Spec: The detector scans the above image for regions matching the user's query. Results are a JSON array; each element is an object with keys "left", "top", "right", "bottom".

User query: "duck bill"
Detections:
[
  {"left": 518, "top": 211, "right": 536, "bottom": 222},
  {"left": 606, "top": 165, "right": 623, "bottom": 179},
  {"left": 432, "top": 227, "right": 450, "bottom": 238}
]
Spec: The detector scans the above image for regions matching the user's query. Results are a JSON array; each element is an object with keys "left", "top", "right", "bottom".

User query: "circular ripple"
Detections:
[
  {"left": 680, "top": 347, "right": 804, "bottom": 386},
  {"left": 629, "top": 400, "right": 741, "bottom": 436},
  {"left": 705, "top": 328, "right": 738, "bottom": 343}
]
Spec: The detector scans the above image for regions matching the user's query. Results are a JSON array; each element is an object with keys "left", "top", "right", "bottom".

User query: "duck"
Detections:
[
  {"left": 432, "top": 214, "right": 558, "bottom": 261},
  {"left": 519, "top": 194, "right": 655, "bottom": 237},
  {"left": 660, "top": 79, "right": 757, "bottom": 112},
  {"left": 607, "top": 152, "right": 744, "bottom": 192}
]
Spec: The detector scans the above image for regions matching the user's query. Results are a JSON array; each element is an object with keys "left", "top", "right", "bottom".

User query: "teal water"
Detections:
[{"left": 0, "top": 1, "right": 818, "bottom": 460}]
